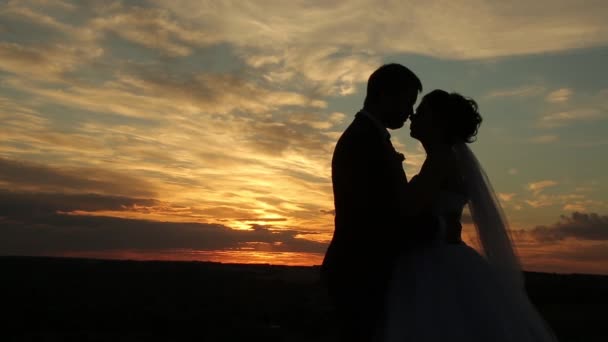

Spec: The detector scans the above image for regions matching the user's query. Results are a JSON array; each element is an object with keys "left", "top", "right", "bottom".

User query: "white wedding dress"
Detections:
[{"left": 382, "top": 144, "right": 557, "bottom": 342}]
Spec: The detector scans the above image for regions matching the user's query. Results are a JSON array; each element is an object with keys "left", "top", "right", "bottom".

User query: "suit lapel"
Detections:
[{"left": 356, "top": 114, "right": 409, "bottom": 183}]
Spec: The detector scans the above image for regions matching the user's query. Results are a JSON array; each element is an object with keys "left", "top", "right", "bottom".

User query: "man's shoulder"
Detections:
[
  {"left": 333, "top": 121, "right": 370, "bottom": 162},
  {"left": 336, "top": 115, "right": 379, "bottom": 148},
  {"left": 348, "top": 113, "right": 375, "bottom": 133},
  {"left": 333, "top": 119, "right": 386, "bottom": 171}
]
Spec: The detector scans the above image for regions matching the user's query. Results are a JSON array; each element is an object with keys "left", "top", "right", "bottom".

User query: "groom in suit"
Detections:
[{"left": 321, "top": 64, "right": 445, "bottom": 341}]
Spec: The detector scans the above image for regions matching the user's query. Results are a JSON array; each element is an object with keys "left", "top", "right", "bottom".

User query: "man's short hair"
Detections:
[{"left": 364, "top": 63, "right": 422, "bottom": 107}]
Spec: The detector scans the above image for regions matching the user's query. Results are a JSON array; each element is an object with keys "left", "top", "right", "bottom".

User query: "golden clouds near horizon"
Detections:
[
  {"left": 58, "top": 249, "right": 325, "bottom": 267},
  {"left": 1, "top": 0, "right": 607, "bottom": 274}
]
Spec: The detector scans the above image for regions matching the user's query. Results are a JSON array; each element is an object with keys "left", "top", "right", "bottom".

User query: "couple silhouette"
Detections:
[{"left": 321, "top": 64, "right": 558, "bottom": 342}]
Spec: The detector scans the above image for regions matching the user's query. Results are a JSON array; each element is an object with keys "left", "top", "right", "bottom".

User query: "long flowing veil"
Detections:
[
  {"left": 383, "top": 143, "right": 558, "bottom": 342},
  {"left": 453, "top": 143, "right": 560, "bottom": 341},
  {"left": 453, "top": 143, "right": 524, "bottom": 289}
]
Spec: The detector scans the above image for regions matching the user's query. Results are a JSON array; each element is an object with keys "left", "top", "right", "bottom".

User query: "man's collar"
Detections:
[{"left": 357, "top": 109, "right": 391, "bottom": 140}]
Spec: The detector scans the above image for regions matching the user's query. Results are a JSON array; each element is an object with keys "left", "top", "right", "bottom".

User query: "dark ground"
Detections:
[{"left": 1, "top": 256, "right": 606, "bottom": 341}]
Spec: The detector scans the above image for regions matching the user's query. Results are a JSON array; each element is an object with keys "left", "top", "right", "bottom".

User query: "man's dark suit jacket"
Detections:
[{"left": 321, "top": 112, "right": 434, "bottom": 296}]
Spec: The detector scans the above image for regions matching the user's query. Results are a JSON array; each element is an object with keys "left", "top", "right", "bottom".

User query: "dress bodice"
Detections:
[
  {"left": 433, "top": 191, "right": 468, "bottom": 215},
  {"left": 432, "top": 191, "right": 468, "bottom": 243}
]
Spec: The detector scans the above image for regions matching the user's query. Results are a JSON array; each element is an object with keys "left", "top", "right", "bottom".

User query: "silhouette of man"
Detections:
[{"left": 321, "top": 63, "right": 446, "bottom": 341}]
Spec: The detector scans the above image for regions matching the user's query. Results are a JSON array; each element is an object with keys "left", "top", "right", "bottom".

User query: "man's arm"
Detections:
[{"left": 333, "top": 139, "right": 375, "bottom": 217}]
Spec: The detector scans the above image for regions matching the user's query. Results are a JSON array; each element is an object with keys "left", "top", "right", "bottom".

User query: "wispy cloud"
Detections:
[
  {"left": 524, "top": 180, "right": 560, "bottom": 208},
  {"left": 563, "top": 198, "right": 608, "bottom": 213},
  {"left": 527, "top": 180, "right": 558, "bottom": 194},
  {"left": 539, "top": 109, "right": 604, "bottom": 128},
  {"left": 485, "top": 85, "right": 545, "bottom": 99},
  {"left": 0, "top": 41, "right": 102, "bottom": 81},
  {"left": 498, "top": 193, "right": 516, "bottom": 202},
  {"left": 530, "top": 135, "right": 559, "bottom": 143},
  {"left": 545, "top": 88, "right": 573, "bottom": 103},
  {"left": 155, "top": 0, "right": 608, "bottom": 60},
  {"left": 538, "top": 88, "right": 608, "bottom": 128},
  {"left": 5, "top": 1, "right": 608, "bottom": 96},
  {"left": 520, "top": 183, "right": 607, "bottom": 213}
]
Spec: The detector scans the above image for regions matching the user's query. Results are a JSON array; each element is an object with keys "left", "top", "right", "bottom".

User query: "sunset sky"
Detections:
[{"left": 1, "top": 0, "right": 607, "bottom": 274}]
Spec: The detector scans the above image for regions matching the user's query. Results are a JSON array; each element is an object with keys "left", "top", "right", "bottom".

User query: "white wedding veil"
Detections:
[
  {"left": 453, "top": 143, "right": 560, "bottom": 341},
  {"left": 453, "top": 143, "right": 524, "bottom": 289},
  {"left": 383, "top": 142, "right": 558, "bottom": 342}
]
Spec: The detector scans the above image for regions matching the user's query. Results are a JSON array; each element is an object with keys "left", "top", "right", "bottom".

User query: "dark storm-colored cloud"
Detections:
[
  {"left": 529, "top": 212, "right": 608, "bottom": 242},
  {"left": 0, "top": 158, "right": 157, "bottom": 197},
  {"left": 0, "top": 217, "right": 327, "bottom": 255},
  {"left": 0, "top": 189, "right": 159, "bottom": 219},
  {"left": 0, "top": 190, "right": 327, "bottom": 255}
]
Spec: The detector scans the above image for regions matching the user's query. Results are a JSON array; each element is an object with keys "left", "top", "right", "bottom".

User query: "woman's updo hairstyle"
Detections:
[{"left": 423, "top": 89, "right": 482, "bottom": 143}]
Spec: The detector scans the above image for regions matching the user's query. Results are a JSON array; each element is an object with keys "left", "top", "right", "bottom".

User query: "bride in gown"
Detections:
[{"left": 383, "top": 90, "right": 558, "bottom": 342}]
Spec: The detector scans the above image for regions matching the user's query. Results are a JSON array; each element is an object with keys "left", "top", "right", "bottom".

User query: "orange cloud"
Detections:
[{"left": 527, "top": 180, "right": 558, "bottom": 194}]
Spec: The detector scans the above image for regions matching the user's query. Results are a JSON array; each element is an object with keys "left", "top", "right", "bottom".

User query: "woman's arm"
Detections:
[{"left": 400, "top": 145, "right": 454, "bottom": 216}]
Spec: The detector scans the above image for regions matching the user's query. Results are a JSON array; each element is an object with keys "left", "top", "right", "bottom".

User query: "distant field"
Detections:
[{"left": 1, "top": 256, "right": 606, "bottom": 341}]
